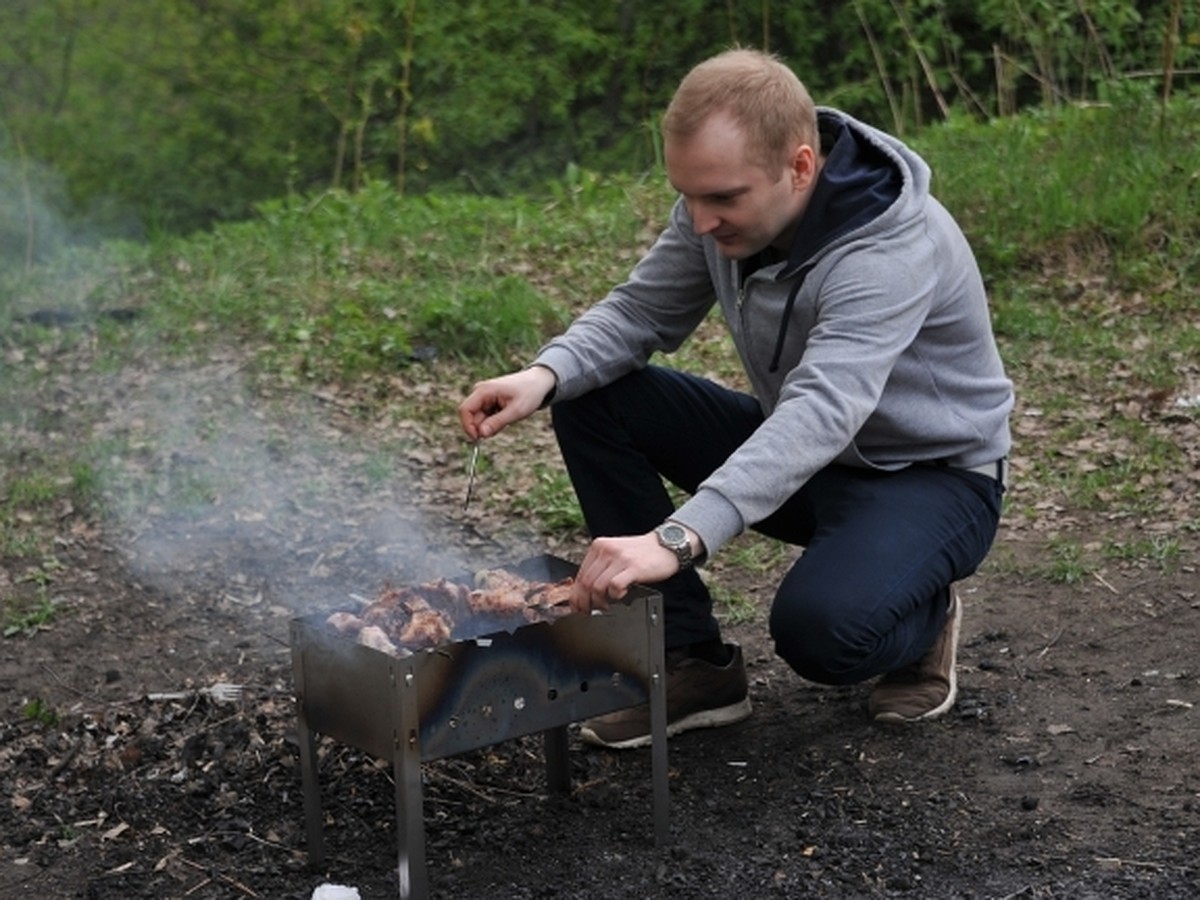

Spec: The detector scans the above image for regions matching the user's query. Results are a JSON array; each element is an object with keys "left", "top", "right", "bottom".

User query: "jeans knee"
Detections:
[{"left": 769, "top": 588, "right": 870, "bottom": 686}]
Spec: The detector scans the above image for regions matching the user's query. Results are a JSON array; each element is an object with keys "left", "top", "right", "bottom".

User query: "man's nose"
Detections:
[{"left": 688, "top": 201, "right": 719, "bottom": 235}]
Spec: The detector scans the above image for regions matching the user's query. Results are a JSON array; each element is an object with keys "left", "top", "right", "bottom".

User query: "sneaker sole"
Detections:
[
  {"left": 580, "top": 696, "right": 753, "bottom": 750},
  {"left": 873, "top": 593, "right": 962, "bottom": 725}
]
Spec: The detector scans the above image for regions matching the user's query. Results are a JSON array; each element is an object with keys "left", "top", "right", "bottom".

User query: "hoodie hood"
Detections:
[
  {"left": 784, "top": 112, "right": 905, "bottom": 274},
  {"left": 767, "top": 111, "right": 907, "bottom": 372}
]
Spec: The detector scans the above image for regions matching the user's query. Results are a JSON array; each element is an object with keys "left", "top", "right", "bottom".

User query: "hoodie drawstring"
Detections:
[{"left": 768, "top": 273, "right": 809, "bottom": 373}]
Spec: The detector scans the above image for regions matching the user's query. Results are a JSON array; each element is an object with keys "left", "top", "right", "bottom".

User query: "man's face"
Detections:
[{"left": 665, "top": 112, "right": 811, "bottom": 260}]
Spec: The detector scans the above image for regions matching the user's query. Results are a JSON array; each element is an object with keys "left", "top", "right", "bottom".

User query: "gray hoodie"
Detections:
[{"left": 534, "top": 108, "right": 1013, "bottom": 558}]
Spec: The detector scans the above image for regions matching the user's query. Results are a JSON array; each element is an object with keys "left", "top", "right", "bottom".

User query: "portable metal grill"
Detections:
[{"left": 289, "top": 555, "right": 668, "bottom": 899}]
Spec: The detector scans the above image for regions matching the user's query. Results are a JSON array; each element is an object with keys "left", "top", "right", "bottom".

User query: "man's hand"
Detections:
[
  {"left": 570, "top": 527, "right": 703, "bottom": 614},
  {"left": 459, "top": 365, "right": 557, "bottom": 440}
]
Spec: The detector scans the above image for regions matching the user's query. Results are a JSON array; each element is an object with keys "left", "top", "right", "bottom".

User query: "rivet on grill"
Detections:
[
  {"left": 448, "top": 716, "right": 458, "bottom": 729},
  {"left": 610, "top": 672, "right": 622, "bottom": 687},
  {"left": 405, "top": 673, "right": 414, "bottom": 687},
  {"left": 481, "top": 704, "right": 493, "bottom": 717},
  {"left": 513, "top": 696, "right": 526, "bottom": 710}
]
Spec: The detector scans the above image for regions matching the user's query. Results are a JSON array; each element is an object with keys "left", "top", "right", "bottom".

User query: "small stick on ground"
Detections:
[
  {"left": 180, "top": 857, "right": 261, "bottom": 898},
  {"left": 1038, "top": 626, "right": 1065, "bottom": 658}
]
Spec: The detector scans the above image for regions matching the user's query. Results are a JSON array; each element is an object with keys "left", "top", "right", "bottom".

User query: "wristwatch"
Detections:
[{"left": 654, "top": 521, "right": 694, "bottom": 571}]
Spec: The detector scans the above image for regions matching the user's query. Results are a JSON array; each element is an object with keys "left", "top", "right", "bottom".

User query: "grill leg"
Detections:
[
  {"left": 291, "top": 626, "right": 326, "bottom": 869},
  {"left": 393, "top": 661, "right": 427, "bottom": 899},
  {"left": 543, "top": 725, "right": 570, "bottom": 793},
  {"left": 646, "top": 594, "right": 670, "bottom": 846},
  {"left": 297, "top": 709, "right": 324, "bottom": 868}
]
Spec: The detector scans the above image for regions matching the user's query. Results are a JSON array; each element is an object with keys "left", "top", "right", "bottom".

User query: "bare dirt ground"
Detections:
[{"left": 2, "top": 342, "right": 1198, "bottom": 899}]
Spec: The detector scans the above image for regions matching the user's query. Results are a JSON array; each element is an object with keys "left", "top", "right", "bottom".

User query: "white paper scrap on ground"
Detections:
[{"left": 311, "top": 885, "right": 362, "bottom": 900}]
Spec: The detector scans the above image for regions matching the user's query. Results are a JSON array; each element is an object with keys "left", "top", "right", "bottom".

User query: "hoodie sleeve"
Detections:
[{"left": 532, "top": 198, "right": 717, "bottom": 401}]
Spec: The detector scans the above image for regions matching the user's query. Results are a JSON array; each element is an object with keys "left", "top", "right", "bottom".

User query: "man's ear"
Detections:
[{"left": 791, "top": 144, "right": 818, "bottom": 191}]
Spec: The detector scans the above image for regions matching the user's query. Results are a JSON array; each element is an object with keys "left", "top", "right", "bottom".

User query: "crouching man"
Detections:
[{"left": 459, "top": 49, "right": 1012, "bottom": 748}]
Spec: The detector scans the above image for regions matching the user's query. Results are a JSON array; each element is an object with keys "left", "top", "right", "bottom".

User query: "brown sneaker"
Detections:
[
  {"left": 579, "top": 643, "right": 752, "bottom": 749},
  {"left": 868, "top": 589, "right": 961, "bottom": 724}
]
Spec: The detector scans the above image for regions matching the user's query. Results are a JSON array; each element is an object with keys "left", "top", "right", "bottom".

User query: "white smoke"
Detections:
[{"left": 92, "top": 359, "right": 480, "bottom": 615}]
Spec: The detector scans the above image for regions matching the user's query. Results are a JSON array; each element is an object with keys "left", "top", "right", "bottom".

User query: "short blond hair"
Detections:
[{"left": 662, "top": 49, "right": 818, "bottom": 174}]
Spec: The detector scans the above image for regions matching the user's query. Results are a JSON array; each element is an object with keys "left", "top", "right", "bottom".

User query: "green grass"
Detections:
[
  {"left": 2, "top": 554, "right": 65, "bottom": 637},
  {"left": 1, "top": 463, "right": 98, "bottom": 556},
  {"left": 914, "top": 90, "right": 1200, "bottom": 279},
  {"left": 710, "top": 581, "right": 759, "bottom": 626},
  {"left": 510, "top": 464, "right": 586, "bottom": 535},
  {"left": 1045, "top": 539, "right": 1093, "bottom": 584},
  {"left": 21, "top": 697, "right": 59, "bottom": 726},
  {"left": 127, "top": 178, "right": 654, "bottom": 382},
  {"left": 4, "top": 597, "right": 58, "bottom": 638},
  {"left": 1103, "top": 535, "right": 1182, "bottom": 571}
]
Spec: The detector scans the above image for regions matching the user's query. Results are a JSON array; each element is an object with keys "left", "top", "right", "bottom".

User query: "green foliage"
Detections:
[
  {"left": 912, "top": 91, "right": 1200, "bottom": 280},
  {"left": 122, "top": 178, "right": 642, "bottom": 382},
  {"left": 1104, "top": 535, "right": 1181, "bottom": 571},
  {"left": 0, "top": 458, "right": 99, "bottom": 557},
  {"left": 6, "top": 473, "right": 59, "bottom": 508},
  {"left": 710, "top": 581, "right": 759, "bottom": 627},
  {"left": 3, "top": 0, "right": 1197, "bottom": 255},
  {"left": 415, "top": 276, "right": 566, "bottom": 362},
  {"left": 2, "top": 554, "right": 63, "bottom": 638}
]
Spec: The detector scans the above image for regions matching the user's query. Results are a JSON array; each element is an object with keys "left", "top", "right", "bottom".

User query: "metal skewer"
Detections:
[{"left": 464, "top": 442, "right": 481, "bottom": 510}]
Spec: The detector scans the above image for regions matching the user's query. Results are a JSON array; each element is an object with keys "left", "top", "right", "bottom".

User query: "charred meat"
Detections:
[{"left": 325, "top": 570, "right": 576, "bottom": 655}]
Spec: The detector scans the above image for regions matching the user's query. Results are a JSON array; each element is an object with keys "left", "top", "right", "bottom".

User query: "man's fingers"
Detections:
[
  {"left": 571, "top": 542, "right": 639, "bottom": 615},
  {"left": 569, "top": 579, "right": 609, "bottom": 613},
  {"left": 459, "top": 390, "right": 507, "bottom": 439}
]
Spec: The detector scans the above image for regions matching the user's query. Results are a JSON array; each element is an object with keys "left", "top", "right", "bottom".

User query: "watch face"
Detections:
[{"left": 660, "top": 523, "right": 686, "bottom": 545}]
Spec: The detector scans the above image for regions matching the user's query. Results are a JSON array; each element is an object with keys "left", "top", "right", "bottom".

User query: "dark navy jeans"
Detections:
[{"left": 550, "top": 366, "right": 1005, "bottom": 685}]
